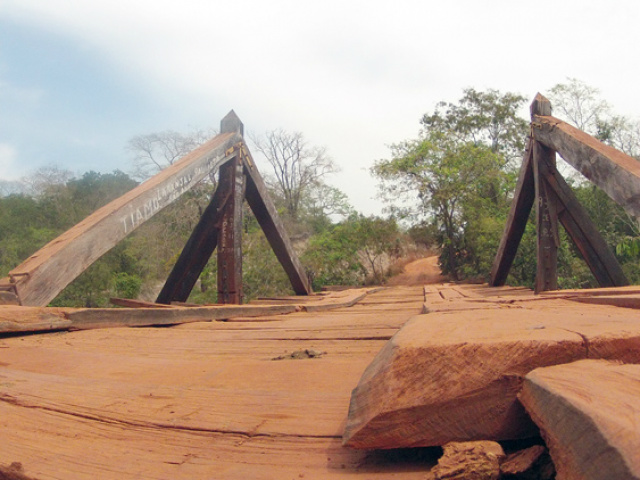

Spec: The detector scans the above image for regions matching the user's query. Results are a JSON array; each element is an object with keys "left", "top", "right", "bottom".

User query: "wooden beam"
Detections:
[
  {"left": 343, "top": 306, "right": 640, "bottom": 449},
  {"left": 530, "top": 95, "right": 559, "bottom": 293},
  {"left": 531, "top": 98, "right": 640, "bottom": 220},
  {"left": 520, "top": 360, "right": 640, "bottom": 480},
  {"left": 489, "top": 138, "right": 535, "bottom": 286},
  {"left": 536, "top": 154, "right": 628, "bottom": 287},
  {"left": 533, "top": 140, "right": 559, "bottom": 293},
  {"left": 4, "top": 116, "right": 242, "bottom": 306},
  {"left": 155, "top": 180, "right": 230, "bottom": 304},
  {"left": 157, "top": 113, "right": 245, "bottom": 305},
  {"left": 530, "top": 95, "right": 558, "bottom": 293},
  {"left": 241, "top": 145, "right": 312, "bottom": 295},
  {"left": 65, "top": 304, "right": 298, "bottom": 330},
  {"left": 217, "top": 156, "right": 245, "bottom": 304}
]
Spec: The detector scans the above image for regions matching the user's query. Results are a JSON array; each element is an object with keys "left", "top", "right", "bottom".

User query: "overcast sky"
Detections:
[{"left": 1, "top": 0, "right": 639, "bottom": 215}]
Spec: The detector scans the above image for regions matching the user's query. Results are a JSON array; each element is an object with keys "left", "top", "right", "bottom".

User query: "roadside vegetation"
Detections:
[{"left": 1, "top": 79, "right": 638, "bottom": 306}]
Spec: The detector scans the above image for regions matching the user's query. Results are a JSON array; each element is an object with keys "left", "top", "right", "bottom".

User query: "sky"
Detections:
[{"left": 1, "top": 0, "right": 639, "bottom": 215}]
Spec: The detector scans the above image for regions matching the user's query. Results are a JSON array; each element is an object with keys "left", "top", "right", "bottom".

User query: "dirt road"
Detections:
[{"left": 386, "top": 256, "right": 444, "bottom": 286}]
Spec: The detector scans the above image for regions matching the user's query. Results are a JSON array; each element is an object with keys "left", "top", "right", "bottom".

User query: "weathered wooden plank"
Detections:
[
  {"left": 66, "top": 304, "right": 299, "bottom": 330},
  {"left": 0, "top": 286, "right": 426, "bottom": 479},
  {"left": 0, "top": 306, "right": 71, "bottom": 333},
  {"left": 489, "top": 138, "right": 535, "bottom": 286},
  {"left": 539, "top": 285, "right": 640, "bottom": 297},
  {"left": 242, "top": 145, "right": 312, "bottom": 296},
  {"left": 572, "top": 294, "right": 640, "bottom": 309},
  {"left": 217, "top": 157, "right": 245, "bottom": 304},
  {"left": 343, "top": 306, "right": 640, "bottom": 449},
  {"left": 343, "top": 311, "right": 583, "bottom": 449},
  {"left": 110, "top": 298, "right": 175, "bottom": 309},
  {"left": 5, "top": 116, "right": 242, "bottom": 307},
  {"left": 0, "top": 290, "right": 19, "bottom": 305},
  {"left": 520, "top": 360, "right": 640, "bottom": 480},
  {"left": 301, "top": 289, "right": 370, "bottom": 312},
  {"left": 532, "top": 108, "right": 640, "bottom": 220},
  {"left": 536, "top": 152, "right": 628, "bottom": 287}
]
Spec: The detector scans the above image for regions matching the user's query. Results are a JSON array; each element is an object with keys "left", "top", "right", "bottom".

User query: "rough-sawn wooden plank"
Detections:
[
  {"left": 343, "top": 306, "right": 640, "bottom": 449},
  {"left": 520, "top": 360, "right": 640, "bottom": 480}
]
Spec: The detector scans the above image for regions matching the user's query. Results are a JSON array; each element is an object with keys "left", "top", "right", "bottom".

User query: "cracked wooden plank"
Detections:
[{"left": 0, "top": 286, "right": 429, "bottom": 479}]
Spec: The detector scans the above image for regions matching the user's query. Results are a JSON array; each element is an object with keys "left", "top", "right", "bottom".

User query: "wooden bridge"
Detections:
[
  {"left": 1, "top": 279, "right": 639, "bottom": 478},
  {"left": 1, "top": 94, "right": 640, "bottom": 479}
]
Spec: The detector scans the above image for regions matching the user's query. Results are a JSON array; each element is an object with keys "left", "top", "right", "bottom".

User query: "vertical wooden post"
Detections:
[
  {"left": 531, "top": 94, "right": 559, "bottom": 293},
  {"left": 217, "top": 156, "right": 245, "bottom": 304}
]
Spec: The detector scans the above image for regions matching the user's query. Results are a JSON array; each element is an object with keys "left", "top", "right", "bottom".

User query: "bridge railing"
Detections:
[
  {"left": 491, "top": 93, "right": 639, "bottom": 292},
  {"left": 0, "top": 111, "right": 311, "bottom": 307}
]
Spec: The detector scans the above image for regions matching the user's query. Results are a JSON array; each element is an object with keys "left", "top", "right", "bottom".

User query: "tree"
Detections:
[
  {"left": 251, "top": 129, "right": 339, "bottom": 221},
  {"left": 547, "top": 78, "right": 640, "bottom": 159},
  {"left": 0, "top": 180, "right": 24, "bottom": 196},
  {"left": 352, "top": 215, "right": 400, "bottom": 283},
  {"left": 300, "top": 183, "right": 353, "bottom": 233},
  {"left": 596, "top": 115, "right": 640, "bottom": 159},
  {"left": 421, "top": 88, "right": 528, "bottom": 166},
  {"left": 127, "top": 128, "right": 216, "bottom": 180},
  {"left": 21, "top": 164, "right": 74, "bottom": 197},
  {"left": 0, "top": 194, "right": 58, "bottom": 277},
  {"left": 302, "top": 214, "right": 401, "bottom": 289},
  {"left": 373, "top": 132, "right": 506, "bottom": 280},
  {"left": 548, "top": 78, "right": 610, "bottom": 134}
]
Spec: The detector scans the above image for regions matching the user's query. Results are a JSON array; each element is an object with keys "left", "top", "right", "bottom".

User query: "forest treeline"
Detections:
[{"left": 1, "top": 79, "right": 639, "bottom": 306}]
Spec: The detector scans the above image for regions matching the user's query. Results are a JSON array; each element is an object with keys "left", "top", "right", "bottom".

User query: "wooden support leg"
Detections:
[
  {"left": 533, "top": 141, "right": 559, "bottom": 293},
  {"left": 241, "top": 146, "right": 313, "bottom": 295},
  {"left": 489, "top": 139, "right": 535, "bottom": 286},
  {"left": 217, "top": 156, "right": 246, "bottom": 304},
  {"left": 537, "top": 158, "right": 628, "bottom": 287},
  {"left": 155, "top": 183, "right": 231, "bottom": 305}
]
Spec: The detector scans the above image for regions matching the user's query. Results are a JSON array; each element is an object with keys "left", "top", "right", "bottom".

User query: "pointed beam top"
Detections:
[
  {"left": 530, "top": 93, "right": 552, "bottom": 118},
  {"left": 220, "top": 110, "right": 244, "bottom": 136}
]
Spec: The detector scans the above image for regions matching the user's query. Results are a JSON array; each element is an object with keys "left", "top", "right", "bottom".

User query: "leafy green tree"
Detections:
[
  {"left": 113, "top": 272, "right": 143, "bottom": 299},
  {"left": 421, "top": 88, "right": 528, "bottom": 166},
  {"left": 373, "top": 132, "right": 506, "bottom": 280},
  {"left": 353, "top": 215, "right": 400, "bottom": 283},
  {"left": 0, "top": 194, "right": 60, "bottom": 277},
  {"left": 302, "top": 214, "right": 400, "bottom": 289}
]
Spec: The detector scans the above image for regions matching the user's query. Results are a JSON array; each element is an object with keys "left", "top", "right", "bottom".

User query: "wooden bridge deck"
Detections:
[
  {"left": 1, "top": 281, "right": 639, "bottom": 479},
  {"left": 0, "top": 285, "right": 433, "bottom": 479}
]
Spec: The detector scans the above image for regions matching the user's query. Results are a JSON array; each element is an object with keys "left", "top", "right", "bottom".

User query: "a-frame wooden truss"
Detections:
[
  {"left": 490, "top": 94, "right": 638, "bottom": 292},
  {"left": 0, "top": 111, "right": 311, "bottom": 306}
]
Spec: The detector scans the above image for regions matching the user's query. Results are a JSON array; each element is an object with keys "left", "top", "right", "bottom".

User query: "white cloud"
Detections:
[
  {"left": 1, "top": 0, "right": 640, "bottom": 213},
  {"left": 0, "top": 79, "right": 44, "bottom": 106},
  {"left": 0, "top": 143, "right": 18, "bottom": 179}
]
